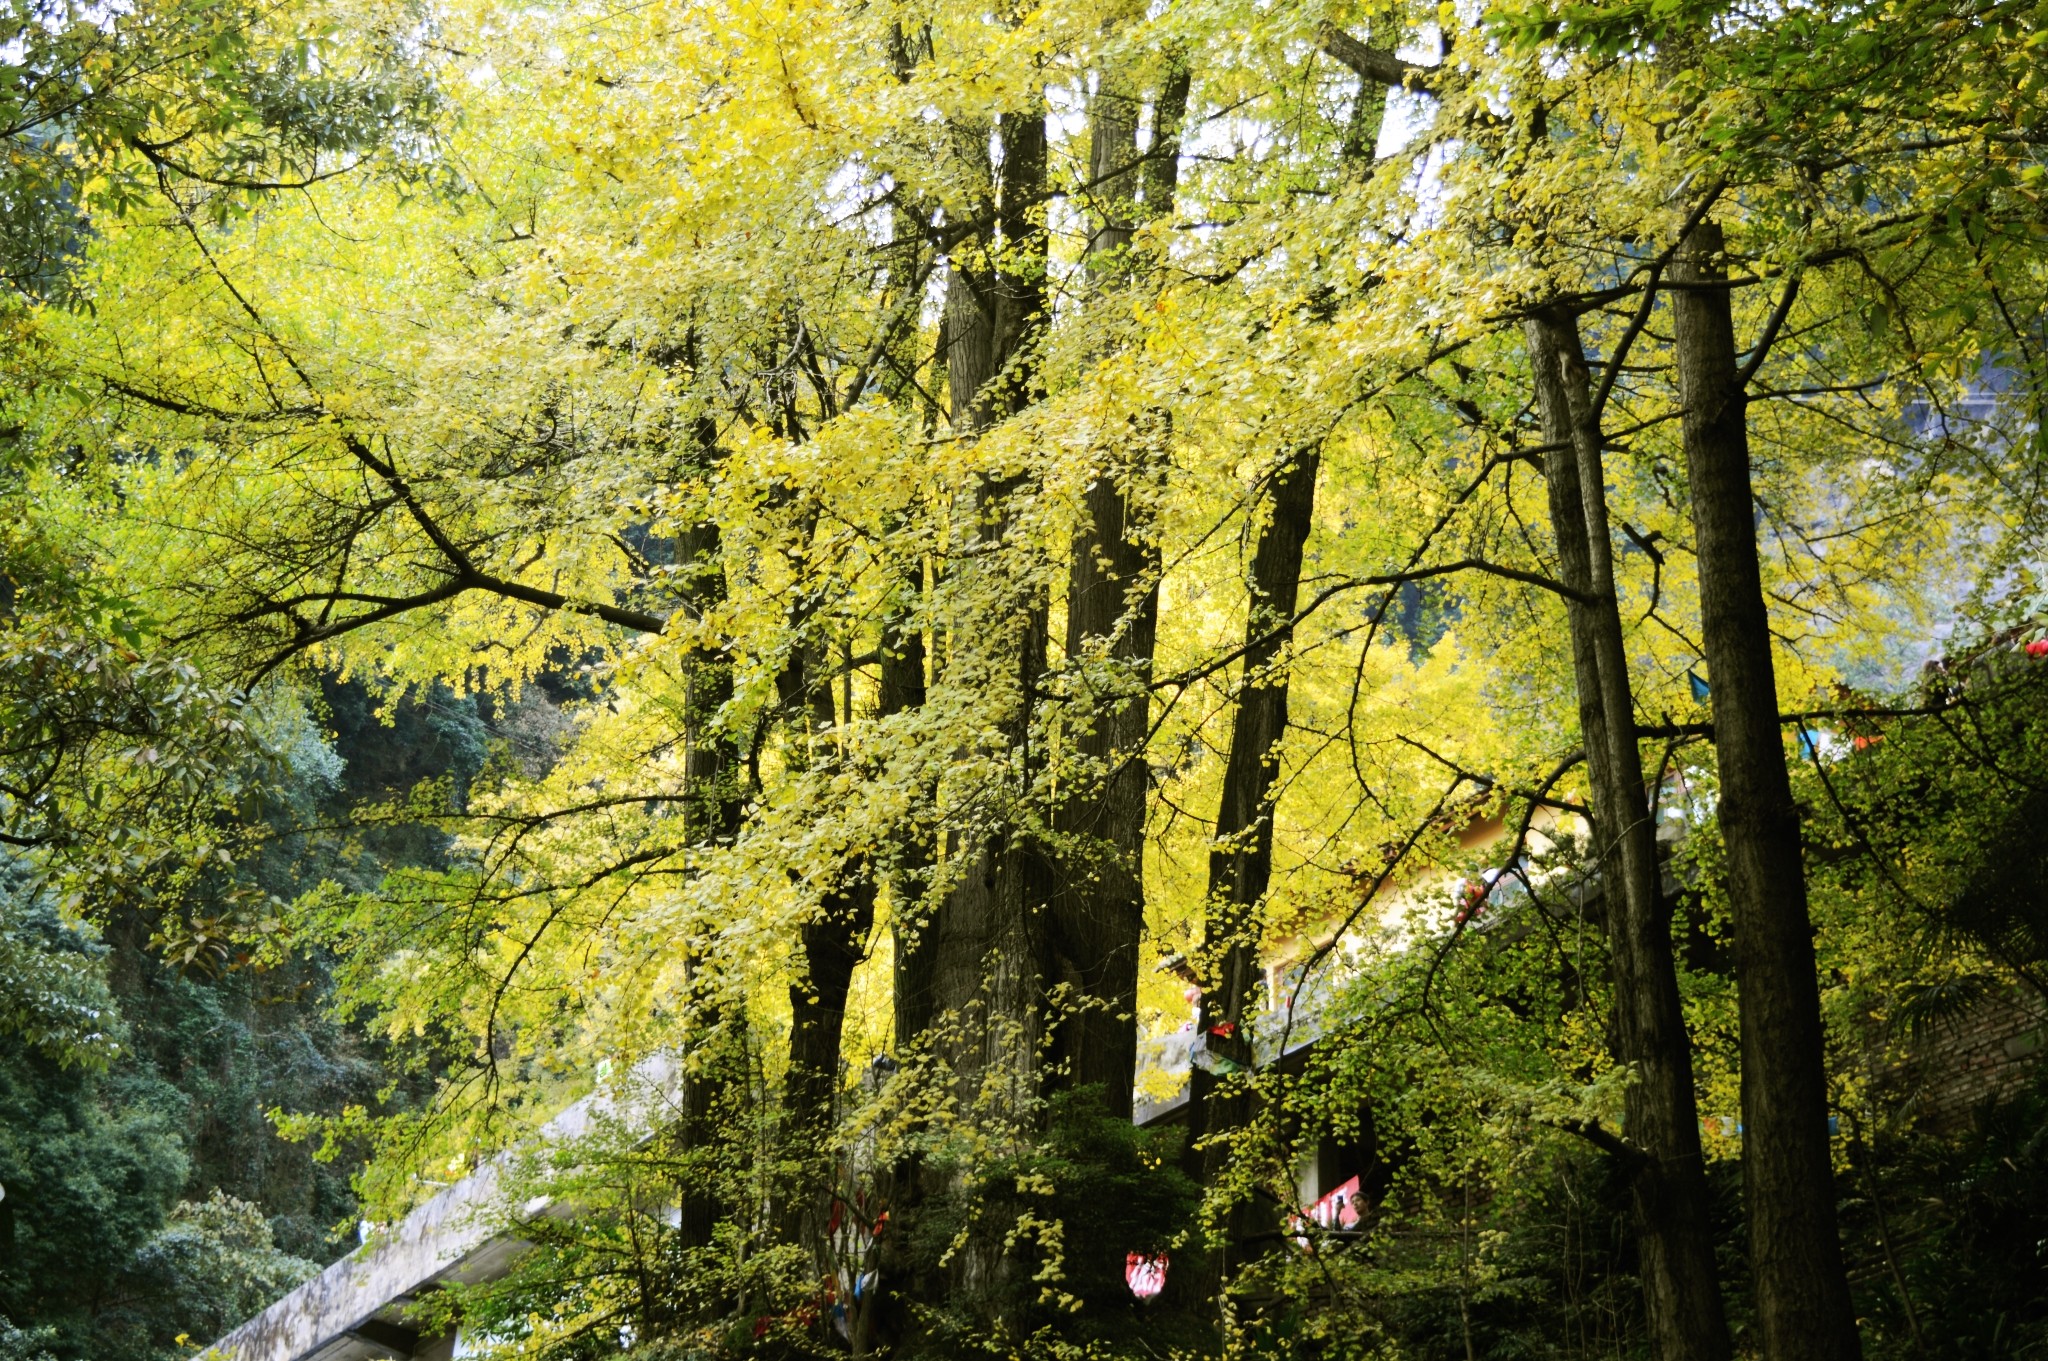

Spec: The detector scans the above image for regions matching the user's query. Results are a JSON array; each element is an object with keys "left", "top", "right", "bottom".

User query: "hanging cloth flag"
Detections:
[
  {"left": 1687, "top": 670, "right": 1711, "bottom": 702},
  {"left": 1125, "top": 1253, "right": 1169, "bottom": 1301}
]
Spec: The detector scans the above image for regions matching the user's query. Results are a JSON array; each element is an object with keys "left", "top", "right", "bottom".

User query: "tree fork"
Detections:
[{"left": 1671, "top": 219, "right": 1861, "bottom": 1361}]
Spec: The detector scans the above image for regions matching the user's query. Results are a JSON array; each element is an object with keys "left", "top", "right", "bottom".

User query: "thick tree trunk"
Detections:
[
  {"left": 1185, "top": 445, "right": 1319, "bottom": 1215},
  {"left": 672, "top": 472, "right": 746, "bottom": 1254},
  {"left": 1043, "top": 70, "right": 1173, "bottom": 1119},
  {"left": 900, "top": 103, "right": 1062, "bottom": 1337},
  {"left": 1670, "top": 220, "right": 1861, "bottom": 1361},
  {"left": 783, "top": 644, "right": 876, "bottom": 1144},
  {"left": 923, "top": 103, "right": 1051, "bottom": 1101},
  {"left": 1525, "top": 309, "right": 1733, "bottom": 1361}
]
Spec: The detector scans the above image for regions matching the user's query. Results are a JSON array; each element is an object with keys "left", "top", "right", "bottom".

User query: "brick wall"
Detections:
[{"left": 1887, "top": 986, "right": 2047, "bottom": 1133}]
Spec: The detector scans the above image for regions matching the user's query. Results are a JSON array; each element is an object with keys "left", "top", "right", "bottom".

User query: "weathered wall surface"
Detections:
[{"left": 1888, "top": 985, "right": 2047, "bottom": 1133}]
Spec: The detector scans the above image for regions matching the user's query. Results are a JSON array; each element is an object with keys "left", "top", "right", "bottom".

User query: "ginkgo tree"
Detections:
[{"left": 17, "top": 0, "right": 2048, "bottom": 1354}]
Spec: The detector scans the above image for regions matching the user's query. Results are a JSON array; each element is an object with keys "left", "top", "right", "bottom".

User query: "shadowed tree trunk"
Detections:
[
  {"left": 1184, "top": 443, "right": 1320, "bottom": 1238},
  {"left": 869, "top": 522, "right": 935, "bottom": 1359},
  {"left": 1181, "top": 41, "right": 1378, "bottom": 1257},
  {"left": 781, "top": 106, "right": 941, "bottom": 1143},
  {"left": 1043, "top": 64, "right": 1187, "bottom": 1119},
  {"left": 1525, "top": 307, "right": 1733, "bottom": 1361},
  {"left": 884, "top": 551, "right": 936, "bottom": 1052},
  {"left": 672, "top": 418, "right": 747, "bottom": 1255},
  {"left": 1670, "top": 219, "right": 1861, "bottom": 1361},
  {"left": 884, "top": 98, "right": 1056, "bottom": 1339},
  {"left": 1048, "top": 458, "right": 1155, "bottom": 1117},
  {"left": 920, "top": 101, "right": 1052, "bottom": 1106},
  {"left": 782, "top": 641, "right": 876, "bottom": 1150}
]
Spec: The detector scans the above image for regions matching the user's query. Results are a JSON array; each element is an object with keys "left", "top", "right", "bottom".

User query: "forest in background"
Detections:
[{"left": 1, "top": 0, "right": 2046, "bottom": 1356}]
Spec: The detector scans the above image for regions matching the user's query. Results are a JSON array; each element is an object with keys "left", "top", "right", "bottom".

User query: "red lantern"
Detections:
[{"left": 1125, "top": 1252, "right": 1168, "bottom": 1302}]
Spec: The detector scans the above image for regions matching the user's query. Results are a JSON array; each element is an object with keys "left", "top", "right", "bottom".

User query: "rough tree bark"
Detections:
[
  {"left": 1185, "top": 443, "right": 1320, "bottom": 1220},
  {"left": 919, "top": 101, "right": 1052, "bottom": 1103},
  {"left": 1043, "top": 65, "right": 1187, "bottom": 1119},
  {"left": 671, "top": 417, "right": 747, "bottom": 1254},
  {"left": 885, "top": 97, "right": 1055, "bottom": 1338},
  {"left": 1670, "top": 219, "right": 1861, "bottom": 1361},
  {"left": 1524, "top": 308, "right": 1733, "bottom": 1361}
]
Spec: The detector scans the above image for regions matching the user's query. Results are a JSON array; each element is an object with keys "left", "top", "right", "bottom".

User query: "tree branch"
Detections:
[
  {"left": 1734, "top": 268, "right": 1803, "bottom": 391},
  {"left": 1550, "top": 1115, "right": 1649, "bottom": 1168},
  {"left": 1317, "top": 22, "right": 1438, "bottom": 92}
]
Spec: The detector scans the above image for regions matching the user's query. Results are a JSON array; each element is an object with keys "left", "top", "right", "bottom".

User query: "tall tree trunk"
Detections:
[
  {"left": 672, "top": 426, "right": 746, "bottom": 1254},
  {"left": 885, "top": 552, "right": 936, "bottom": 1052},
  {"left": 1047, "top": 463, "right": 1154, "bottom": 1115},
  {"left": 898, "top": 100, "right": 1055, "bottom": 1336},
  {"left": 922, "top": 102, "right": 1051, "bottom": 1102},
  {"left": 782, "top": 642, "right": 876, "bottom": 1146},
  {"left": 1182, "top": 43, "right": 1376, "bottom": 1243},
  {"left": 1043, "top": 67, "right": 1180, "bottom": 1119},
  {"left": 870, "top": 542, "right": 936, "bottom": 1358},
  {"left": 874, "top": 105, "right": 942, "bottom": 1057},
  {"left": 779, "top": 112, "right": 939, "bottom": 1130},
  {"left": 1185, "top": 444, "right": 1319, "bottom": 1222},
  {"left": 1525, "top": 308, "right": 1733, "bottom": 1361},
  {"left": 1670, "top": 220, "right": 1861, "bottom": 1361},
  {"left": 1187, "top": 34, "right": 1392, "bottom": 1244}
]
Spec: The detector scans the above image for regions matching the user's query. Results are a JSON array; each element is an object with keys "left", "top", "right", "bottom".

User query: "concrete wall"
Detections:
[{"left": 205, "top": 1057, "right": 678, "bottom": 1361}]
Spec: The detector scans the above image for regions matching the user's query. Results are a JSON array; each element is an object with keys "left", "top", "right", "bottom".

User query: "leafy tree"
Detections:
[
  {"left": 0, "top": 1002, "right": 188, "bottom": 1357},
  {"left": 5, "top": 0, "right": 2048, "bottom": 1356}
]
